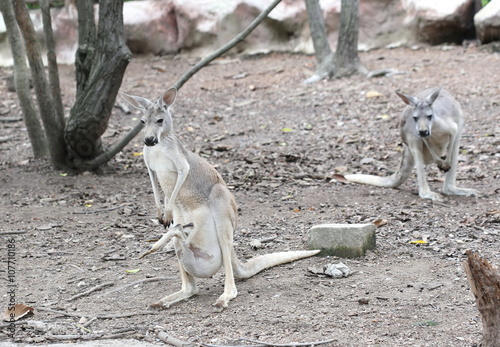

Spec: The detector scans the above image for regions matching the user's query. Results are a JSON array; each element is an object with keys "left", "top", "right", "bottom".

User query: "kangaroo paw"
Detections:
[
  {"left": 444, "top": 187, "right": 480, "bottom": 197},
  {"left": 419, "top": 191, "right": 444, "bottom": 202},
  {"left": 148, "top": 301, "right": 167, "bottom": 311},
  {"left": 213, "top": 300, "right": 227, "bottom": 313}
]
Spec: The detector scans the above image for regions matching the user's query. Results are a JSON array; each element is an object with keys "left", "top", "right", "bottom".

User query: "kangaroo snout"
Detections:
[
  {"left": 418, "top": 129, "right": 430, "bottom": 137},
  {"left": 144, "top": 136, "right": 158, "bottom": 147}
]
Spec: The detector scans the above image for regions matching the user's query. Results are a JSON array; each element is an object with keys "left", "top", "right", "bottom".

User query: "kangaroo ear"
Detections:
[
  {"left": 121, "top": 92, "right": 152, "bottom": 111},
  {"left": 424, "top": 87, "right": 442, "bottom": 106},
  {"left": 160, "top": 88, "right": 177, "bottom": 108},
  {"left": 395, "top": 91, "right": 419, "bottom": 106}
]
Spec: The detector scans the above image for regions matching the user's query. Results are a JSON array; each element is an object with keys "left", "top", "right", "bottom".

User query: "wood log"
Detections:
[{"left": 463, "top": 250, "right": 500, "bottom": 347}]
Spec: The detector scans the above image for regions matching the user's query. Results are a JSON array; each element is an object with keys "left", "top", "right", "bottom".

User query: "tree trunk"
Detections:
[
  {"left": 334, "top": 0, "right": 366, "bottom": 77},
  {"left": 0, "top": 0, "right": 48, "bottom": 158},
  {"left": 463, "top": 250, "right": 500, "bottom": 347},
  {"left": 64, "top": 0, "right": 131, "bottom": 168},
  {"left": 74, "top": 0, "right": 95, "bottom": 99},
  {"left": 40, "top": 0, "right": 65, "bottom": 126},
  {"left": 304, "top": 0, "right": 334, "bottom": 83},
  {"left": 304, "top": 0, "right": 365, "bottom": 83},
  {"left": 305, "top": 0, "right": 333, "bottom": 65},
  {"left": 13, "top": 0, "right": 67, "bottom": 168}
]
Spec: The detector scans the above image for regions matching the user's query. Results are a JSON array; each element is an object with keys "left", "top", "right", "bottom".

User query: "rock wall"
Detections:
[{"left": 0, "top": 0, "right": 498, "bottom": 66}]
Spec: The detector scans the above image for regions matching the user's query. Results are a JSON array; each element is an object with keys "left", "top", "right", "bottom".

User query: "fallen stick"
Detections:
[
  {"left": 67, "top": 281, "right": 114, "bottom": 301},
  {"left": 0, "top": 321, "right": 29, "bottom": 329},
  {"left": 157, "top": 330, "right": 195, "bottom": 347},
  {"left": 72, "top": 203, "right": 131, "bottom": 215},
  {"left": 237, "top": 337, "right": 336, "bottom": 347},
  {"left": 0, "top": 230, "right": 28, "bottom": 235},
  {"left": 38, "top": 307, "right": 155, "bottom": 319},
  {"left": 101, "top": 277, "right": 174, "bottom": 296},
  {"left": 46, "top": 329, "right": 135, "bottom": 341}
]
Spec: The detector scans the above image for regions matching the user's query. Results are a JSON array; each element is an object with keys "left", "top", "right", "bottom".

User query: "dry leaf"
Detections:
[
  {"left": 373, "top": 219, "right": 388, "bottom": 227},
  {"left": 3, "top": 304, "right": 34, "bottom": 322},
  {"left": 366, "top": 90, "right": 384, "bottom": 98},
  {"left": 332, "top": 174, "right": 349, "bottom": 183},
  {"left": 409, "top": 240, "right": 428, "bottom": 245}
]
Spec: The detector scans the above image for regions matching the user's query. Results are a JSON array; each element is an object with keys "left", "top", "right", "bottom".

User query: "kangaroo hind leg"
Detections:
[{"left": 442, "top": 133, "right": 479, "bottom": 197}]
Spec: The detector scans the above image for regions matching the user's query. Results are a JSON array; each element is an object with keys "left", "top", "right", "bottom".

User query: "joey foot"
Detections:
[
  {"left": 157, "top": 208, "right": 174, "bottom": 227},
  {"left": 437, "top": 161, "right": 451, "bottom": 172}
]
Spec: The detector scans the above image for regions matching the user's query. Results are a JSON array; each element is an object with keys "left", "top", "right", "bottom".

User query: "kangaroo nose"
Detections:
[
  {"left": 419, "top": 130, "right": 430, "bottom": 137},
  {"left": 144, "top": 136, "right": 158, "bottom": 147}
]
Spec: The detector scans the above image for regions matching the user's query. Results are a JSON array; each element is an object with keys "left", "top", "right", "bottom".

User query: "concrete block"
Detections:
[{"left": 308, "top": 223, "right": 376, "bottom": 258}]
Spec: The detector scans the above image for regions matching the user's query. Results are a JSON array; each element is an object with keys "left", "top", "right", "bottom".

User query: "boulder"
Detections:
[
  {"left": 402, "top": 0, "right": 477, "bottom": 44},
  {"left": 0, "top": 0, "right": 497, "bottom": 67},
  {"left": 123, "top": 1, "right": 179, "bottom": 55},
  {"left": 475, "top": 0, "right": 500, "bottom": 43}
]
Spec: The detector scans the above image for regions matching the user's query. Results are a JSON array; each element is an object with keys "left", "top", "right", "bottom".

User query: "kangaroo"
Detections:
[
  {"left": 121, "top": 88, "right": 319, "bottom": 311},
  {"left": 344, "top": 87, "right": 479, "bottom": 201}
]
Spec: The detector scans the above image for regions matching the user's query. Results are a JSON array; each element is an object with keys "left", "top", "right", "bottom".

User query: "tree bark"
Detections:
[
  {"left": 304, "top": 0, "right": 332, "bottom": 66},
  {"left": 0, "top": 0, "right": 48, "bottom": 158},
  {"left": 64, "top": 0, "right": 131, "bottom": 167},
  {"left": 304, "top": 0, "right": 334, "bottom": 83},
  {"left": 12, "top": 0, "right": 67, "bottom": 168},
  {"left": 463, "top": 250, "right": 500, "bottom": 347},
  {"left": 305, "top": 0, "right": 366, "bottom": 82},
  {"left": 74, "top": 0, "right": 95, "bottom": 99},
  {"left": 334, "top": 0, "right": 366, "bottom": 77},
  {"left": 40, "top": 0, "right": 65, "bottom": 126}
]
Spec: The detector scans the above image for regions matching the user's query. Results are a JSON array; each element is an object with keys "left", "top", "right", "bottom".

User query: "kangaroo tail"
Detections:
[
  {"left": 232, "top": 250, "right": 320, "bottom": 280},
  {"left": 344, "top": 146, "right": 414, "bottom": 188}
]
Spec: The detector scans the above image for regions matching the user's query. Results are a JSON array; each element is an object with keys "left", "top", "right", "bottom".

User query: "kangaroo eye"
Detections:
[
  {"left": 427, "top": 114, "right": 432, "bottom": 120},
  {"left": 140, "top": 119, "right": 145, "bottom": 124},
  {"left": 156, "top": 119, "right": 164, "bottom": 124},
  {"left": 413, "top": 116, "right": 418, "bottom": 122}
]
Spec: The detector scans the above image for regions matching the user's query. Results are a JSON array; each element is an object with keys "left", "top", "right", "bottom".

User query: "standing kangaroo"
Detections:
[
  {"left": 122, "top": 88, "right": 319, "bottom": 311},
  {"left": 344, "top": 87, "right": 479, "bottom": 201}
]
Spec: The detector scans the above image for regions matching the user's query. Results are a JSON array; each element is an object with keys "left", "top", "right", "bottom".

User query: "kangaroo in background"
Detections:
[
  {"left": 121, "top": 88, "right": 319, "bottom": 311},
  {"left": 344, "top": 87, "right": 479, "bottom": 201}
]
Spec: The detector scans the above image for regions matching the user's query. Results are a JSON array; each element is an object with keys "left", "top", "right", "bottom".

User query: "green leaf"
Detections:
[
  {"left": 126, "top": 269, "right": 141, "bottom": 274},
  {"left": 415, "top": 320, "right": 438, "bottom": 327}
]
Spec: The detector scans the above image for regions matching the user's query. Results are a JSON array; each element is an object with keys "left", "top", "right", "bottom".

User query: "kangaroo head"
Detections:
[
  {"left": 396, "top": 88, "right": 441, "bottom": 138},
  {"left": 121, "top": 88, "right": 177, "bottom": 147}
]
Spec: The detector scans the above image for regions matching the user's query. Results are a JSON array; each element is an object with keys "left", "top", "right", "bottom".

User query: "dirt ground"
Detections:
[{"left": 0, "top": 46, "right": 499, "bottom": 346}]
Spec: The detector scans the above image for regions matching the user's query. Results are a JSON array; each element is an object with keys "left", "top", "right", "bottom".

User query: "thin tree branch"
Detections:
[
  {"left": 38, "top": 307, "right": 155, "bottom": 319},
  {"left": 173, "top": 0, "right": 282, "bottom": 91},
  {"left": 157, "top": 330, "right": 195, "bottom": 347},
  {"left": 0, "top": 230, "right": 28, "bottom": 235},
  {"left": 237, "top": 337, "right": 336, "bottom": 347},
  {"left": 46, "top": 330, "right": 136, "bottom": 341},
  {"left": 67, "top": 281, "right": 114, "bottom": 301},
  {"left": 100, "top": 277, "right": 175, "bottom": 296}
]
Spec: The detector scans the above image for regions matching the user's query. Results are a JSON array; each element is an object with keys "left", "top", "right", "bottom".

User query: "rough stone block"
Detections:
[{"left": 308, "top": 223, "right": 376, "bottom": 258}]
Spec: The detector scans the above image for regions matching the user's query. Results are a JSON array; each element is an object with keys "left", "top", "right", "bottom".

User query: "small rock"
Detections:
[
  {"left": 324, "top": 262, "right": 351, "bottom": 278},
  {"left": 249, "top": 239, "right": 263, "bottom": 249}
]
